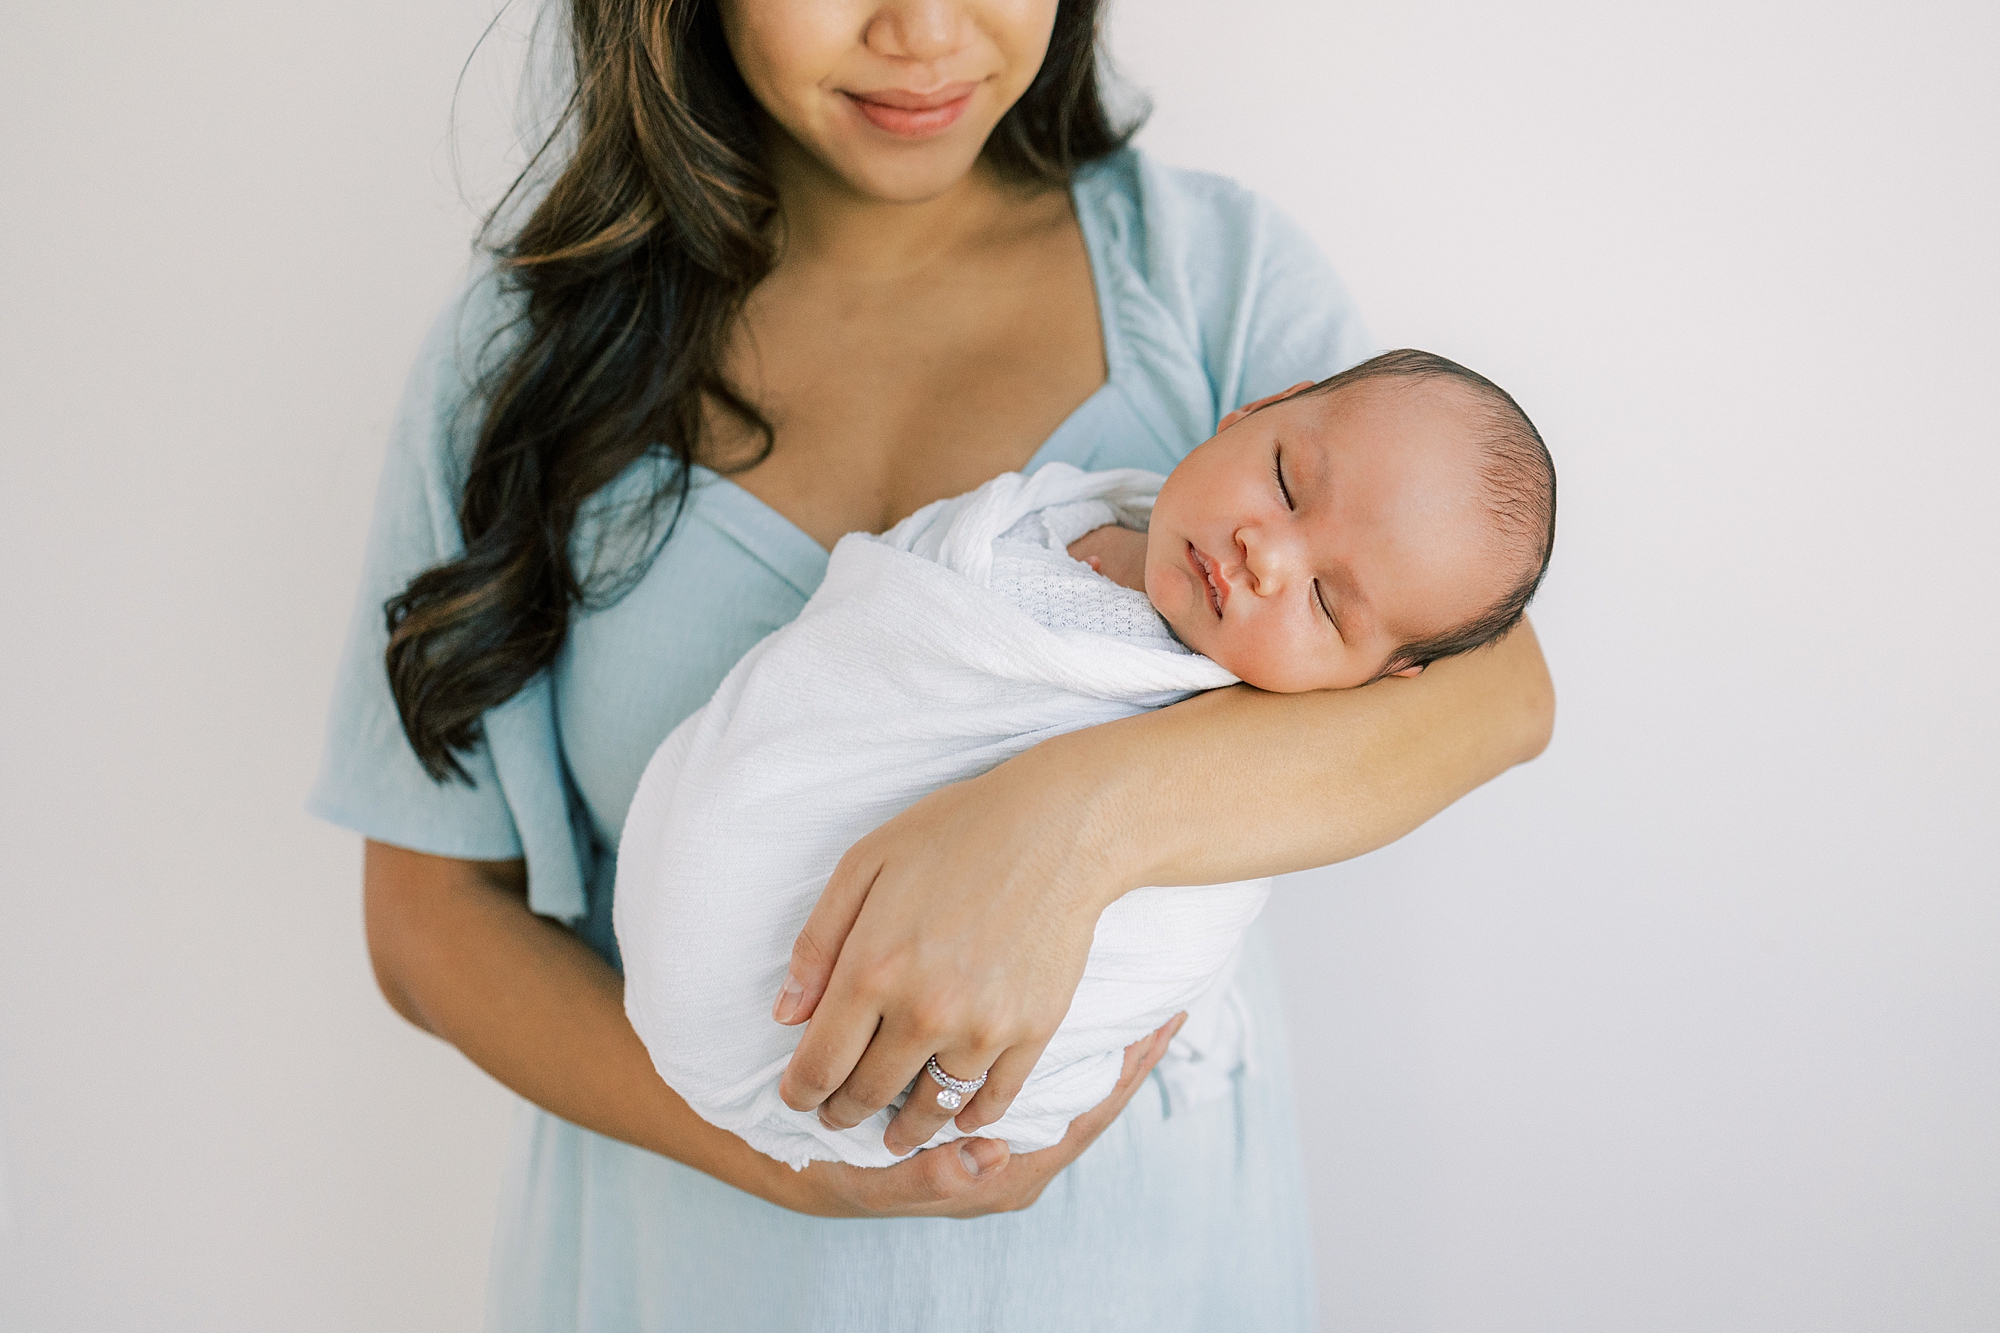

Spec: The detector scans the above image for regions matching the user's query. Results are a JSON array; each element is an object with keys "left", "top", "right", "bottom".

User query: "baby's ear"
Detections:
[
  {"left": 1390, "top": 664, "right": 1425, "bottom": 678},
  {"left": 1216, "top": 381, "right": 1316, "bottom": 434}
]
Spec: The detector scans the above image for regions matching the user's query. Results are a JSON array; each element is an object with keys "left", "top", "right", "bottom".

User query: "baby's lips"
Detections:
[{"left": 1185, "top": 541, "right": 1227, "bottom": 616}]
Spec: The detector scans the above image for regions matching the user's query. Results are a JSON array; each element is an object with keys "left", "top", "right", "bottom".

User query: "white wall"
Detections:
[
  {"left": 2, "top": 3, "right": 1993, "bottom": 1330},
  {"left": 0, "top": 7, "right": 524, "bottom": 1330}
]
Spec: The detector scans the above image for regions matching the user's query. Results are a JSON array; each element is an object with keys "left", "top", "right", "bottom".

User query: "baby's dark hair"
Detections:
[{"left": 1305, "top": 349, "right": 1556, "bottom": 677}]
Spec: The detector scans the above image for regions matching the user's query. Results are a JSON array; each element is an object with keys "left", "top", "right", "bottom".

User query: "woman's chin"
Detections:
[{"left": 815, "top": 137, "right": 993, "bottom": 205}]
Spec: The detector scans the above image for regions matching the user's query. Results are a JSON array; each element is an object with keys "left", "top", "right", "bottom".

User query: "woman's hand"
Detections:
[
  {"left": 362, "top": 840, "right": 1178, "bottom": 1223},
  {"left": 772, "top": 750, "right": 1131, "bottom": 1154},
  {"left": 777, "top": 1016, "right": 1183, "bottom": 1219},
  {"left": 774, "top": 622, "right": 1554, "bottom": 1154}
]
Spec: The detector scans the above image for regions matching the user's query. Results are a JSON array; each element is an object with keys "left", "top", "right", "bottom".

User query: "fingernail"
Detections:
[
  {"left": 772, "top": 974, "right": 805, "bottom": 1023},
  {"left": 960, "top": 1138, "right": 1006, "bottom": 1178}
]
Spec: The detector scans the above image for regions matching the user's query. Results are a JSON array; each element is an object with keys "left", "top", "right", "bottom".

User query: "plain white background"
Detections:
[{"left": 1, "top": 2, "right": 1994, "bottom": 1329}]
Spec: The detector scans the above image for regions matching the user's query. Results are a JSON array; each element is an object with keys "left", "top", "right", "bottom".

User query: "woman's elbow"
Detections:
[
  {"left": 360, "top": 839, "right": 458, "bottom": 1035},
  {"left": 362, "top": 877, "right": 433, "bottom": 1033},
  {"left": 1518, "top": 669, "right": 1556, "bottom": 764},
  {"left": 1508, "top": 624, "right": 1557, "bottom": 765},
  {"left": 359, "top": 841, "right": 528, "bottom": 1034}
]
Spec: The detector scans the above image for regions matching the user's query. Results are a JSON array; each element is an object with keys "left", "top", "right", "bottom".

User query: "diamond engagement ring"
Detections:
[{"left": 924, "top": 1056, "right": 988, "bottom": 1112}]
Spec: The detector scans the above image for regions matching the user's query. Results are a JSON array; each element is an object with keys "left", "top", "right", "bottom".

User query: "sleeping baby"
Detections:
[{"left": 614, "top": 348, "right": 1556, "bottom": 1168}]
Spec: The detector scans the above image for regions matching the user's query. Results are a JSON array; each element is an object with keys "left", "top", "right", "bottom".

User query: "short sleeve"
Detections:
[
  {"left": 1085, "top": 153, "right": 1376, "bottom": 436},
  {"left": 1190, "top": 183, "right": 1376, "bottom": 411},
  {"left": 307, "top": 277, "right": 525, "bottom": 861}
]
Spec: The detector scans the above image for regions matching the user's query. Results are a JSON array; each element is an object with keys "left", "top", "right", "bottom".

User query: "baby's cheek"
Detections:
[
  {"left": 1221, "top": 622, "right": 1331, "bottom": 693},
  {"left": 1207, "top": 622, "right": 1274, "bottom": 686}
]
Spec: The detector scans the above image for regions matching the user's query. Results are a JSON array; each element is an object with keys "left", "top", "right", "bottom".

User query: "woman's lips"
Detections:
[
  {"left": 1186, "top": 542, "right": 1226, "bottom": 617},
  {"left": 842, "top": 82, "right": 978, "bottom": 139}
]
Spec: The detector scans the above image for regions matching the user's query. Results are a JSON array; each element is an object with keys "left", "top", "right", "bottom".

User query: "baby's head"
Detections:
[{"left": 1145, "top": 350, "right": 1555, "bottom": 693}]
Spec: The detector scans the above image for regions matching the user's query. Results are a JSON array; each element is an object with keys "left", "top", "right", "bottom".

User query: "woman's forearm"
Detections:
[
  {"left": 766, "top": 622, "right": 1550, "bottom": 1139},
  {"left": 360, "top": 841, "right": 798, "bottom": 1201},
  {"left": 1058, "top": 620, "right": 1554, "bottom": 895},
  {"left": 361, "top": 839, "right": 1182, "bottom": 1218}
]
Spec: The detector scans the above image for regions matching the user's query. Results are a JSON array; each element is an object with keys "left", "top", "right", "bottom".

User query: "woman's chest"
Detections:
[
  {"left": 713, "top": 216, "right": 1108, "bottom": 549},
  {"left": 555, "top": 387, "right": 1182, "bottom": 851},
  {"left": 553, "top": 482, "right": 823, "bottom": 852}
]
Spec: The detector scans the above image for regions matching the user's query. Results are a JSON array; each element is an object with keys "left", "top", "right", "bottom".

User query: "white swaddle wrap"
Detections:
[{"left": 614, "top": 463, "right": 1273, "bottom": 1168}]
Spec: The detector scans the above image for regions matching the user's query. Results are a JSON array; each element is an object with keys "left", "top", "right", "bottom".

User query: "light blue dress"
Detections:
[{"left": 311, "top": 148, "right": 1372, "bottom": 1333}]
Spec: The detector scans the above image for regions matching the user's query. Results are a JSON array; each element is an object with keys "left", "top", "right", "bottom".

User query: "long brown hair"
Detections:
[{"left": 386, "top": 0, "right": 1138, "bottom": 782}]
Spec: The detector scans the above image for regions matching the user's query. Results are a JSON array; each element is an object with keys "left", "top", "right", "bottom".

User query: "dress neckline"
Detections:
[{"left": 688, "top": 165, "right": 1126, "bottom": 587}]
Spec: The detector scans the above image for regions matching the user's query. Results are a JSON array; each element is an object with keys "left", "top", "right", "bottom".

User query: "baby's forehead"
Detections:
[
  {"left": 1306, "top": 374, "right": 1489, "bottom": 433},
  {"left": 1298, "top": 384, "right": 1522, "bottom": 574},
  {"left": 1284, "top": 379, "right": 1496, "bottom": 485}
]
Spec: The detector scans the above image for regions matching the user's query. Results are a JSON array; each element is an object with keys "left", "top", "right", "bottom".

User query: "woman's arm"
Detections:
[
  {"left": 777, "top": 621, "right": 1553, "bottom": 1152},
  {"left": 1095, "top": 619, "right": 1554, "bottom": 887},
  {"left": 361, "top": 840, "right": 1181, "bottom": 1218}
]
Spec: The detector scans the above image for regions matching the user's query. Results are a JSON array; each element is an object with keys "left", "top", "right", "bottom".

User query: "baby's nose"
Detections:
[{"left": 1237, "top": 524, "right": 1295, "bottom": 595}]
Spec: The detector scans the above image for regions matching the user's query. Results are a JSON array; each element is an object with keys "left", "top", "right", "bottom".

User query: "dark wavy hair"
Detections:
[{"left": 386, "top": 0, "right": 1139, "bottom": 782}]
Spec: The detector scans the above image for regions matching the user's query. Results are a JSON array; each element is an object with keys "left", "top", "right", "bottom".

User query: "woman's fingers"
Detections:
[
  {"left": 775, "top": 771, "right": 1105, "bottom": 1140},
  {"left": 772, "top": 844, "right": 879, "bottom": 1027},
  {"left": 847, "top": 1135, "right": 1012, "bottom": 1214},
  {"left": 772, "top": 846, "right": 891, "bottom": 1110},
  {"left": 881, "top": 1046, "right": 1005, "bottom": 1154},
  {"left": 951, "top": 1036, "right": 1048, "bottom": 1134},
  {"left": 808, "top": 1017, "right": 1183, "bottom": 1220},
  {"left": 950, "top": 1016, "right": 1184, "bottom": 1217},
  {"left": 815, "top": 1032, "right": 935, "bottom": 1131},
  {"left": 775, "top": 968, "right": 884, "bottom": 1113},
  {"left": 1046, "top": 1013, "right": 1184, "bottom": 1145}
]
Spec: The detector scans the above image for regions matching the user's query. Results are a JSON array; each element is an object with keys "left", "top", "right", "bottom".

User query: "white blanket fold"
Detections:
[{"left": 615, "top": 464, "right": 1273, "bottom": 1169}]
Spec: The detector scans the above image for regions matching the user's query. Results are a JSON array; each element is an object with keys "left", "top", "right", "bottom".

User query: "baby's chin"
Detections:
[
  {"left": 1140, "top": 551, "right": 1183, "bottom": 627},
  {"left": 1213, "top": 653, "right": 1293, "bottom": 692},
  {"left": 1197, "top": 638, "right": 1375, "bottom": 694},
  {"left": 1142, "top": 571, "right": 1209, "bottom": 659},
  {"left": 1160, "top": 616, "right": 1274, "bottom": 687}
]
